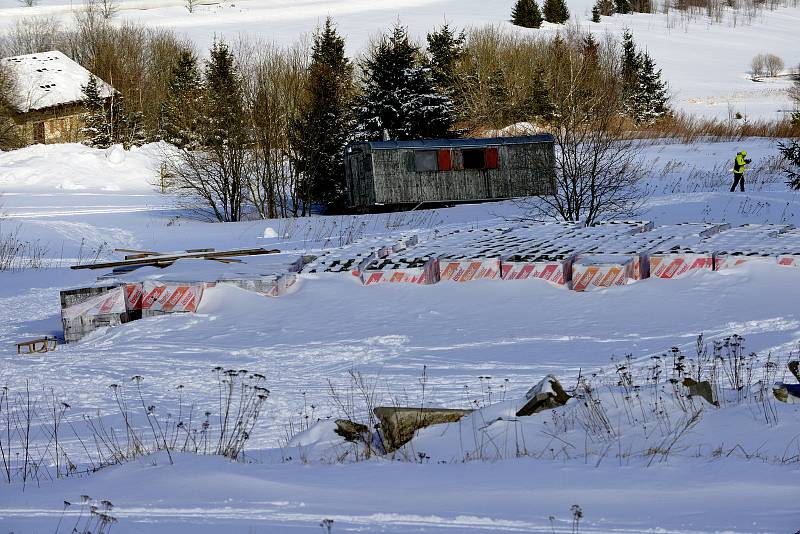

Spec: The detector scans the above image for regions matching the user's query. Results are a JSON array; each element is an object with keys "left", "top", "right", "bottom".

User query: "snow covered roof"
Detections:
[
  {"left": 1, "top": 50, "right": 114, "bottom": 113},
  {"left": 354, "top": 135, "right": 555, "bottom": 151}
]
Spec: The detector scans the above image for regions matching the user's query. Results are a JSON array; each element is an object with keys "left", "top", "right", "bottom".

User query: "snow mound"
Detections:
[
  {"left": 0, "top": 142, "right": 162, "bottom": 194},
  {"left": 261, "top": 226, "right": 279, "bottom": 239},
  {"left": 105, "top": 144, "right": 126, "bottom": 165}
]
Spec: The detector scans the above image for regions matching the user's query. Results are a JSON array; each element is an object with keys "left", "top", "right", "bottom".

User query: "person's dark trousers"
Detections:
[{"left": 730, "top": 173, "right": 744, "bottom": 192}]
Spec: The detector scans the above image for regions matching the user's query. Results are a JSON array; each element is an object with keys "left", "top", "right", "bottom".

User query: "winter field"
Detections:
[
  {"left": 1, "top": 0, "right": 800, "bottom": 532},
  {"left": 0, "top": 138, "right": 799, "bottom": 533},
  {"left": 1, "top": 0, "right": 799, "bottom": 120}
]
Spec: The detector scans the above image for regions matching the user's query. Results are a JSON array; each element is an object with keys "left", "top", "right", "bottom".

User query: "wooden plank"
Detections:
[{"left": 71, "top": 248, "right": 281, "bottom": 270}]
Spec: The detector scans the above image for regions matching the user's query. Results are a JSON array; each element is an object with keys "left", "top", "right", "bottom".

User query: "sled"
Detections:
[{"left": 16, "top": 336, "right": 58, "bottom": 354}]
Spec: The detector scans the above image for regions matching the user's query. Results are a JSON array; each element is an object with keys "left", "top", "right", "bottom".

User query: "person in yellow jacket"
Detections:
[{"left": 730, "top": 150, "right": 751, "bottom": 192}]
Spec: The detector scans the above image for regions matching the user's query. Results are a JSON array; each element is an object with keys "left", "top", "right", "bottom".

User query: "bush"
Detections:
[
  {"left": 764, "top": 53, "right": 784, "bottom": 77},
  {"left": 750, "top": 54, "right": 766, "bottom": 79},
  {"left": 751, "top": 53, "right": 784, "bottom": 79}
]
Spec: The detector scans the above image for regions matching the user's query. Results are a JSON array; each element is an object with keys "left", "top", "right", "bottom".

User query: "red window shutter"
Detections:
[
  {"left": 437, "top": 149, "right": 452, "bottom": 171},
  {"left": 485, "top": 147, "right": 499, "bottom": 169}
]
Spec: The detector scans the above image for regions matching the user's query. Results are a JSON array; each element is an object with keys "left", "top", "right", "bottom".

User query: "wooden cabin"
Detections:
[
  {"left": 1, "top": 51, "right": 114, "bottom": 145},
  {"left": 344, "top": 135, "right": 557, "bottom": 209}
]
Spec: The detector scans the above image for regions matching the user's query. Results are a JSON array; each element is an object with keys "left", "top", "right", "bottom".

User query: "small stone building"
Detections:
[
  {"left": 344, "top": 135, "right": 557, "bottom": 209},
  {"left": 1, "top": 50, "right": 114, "bottom": 145}
]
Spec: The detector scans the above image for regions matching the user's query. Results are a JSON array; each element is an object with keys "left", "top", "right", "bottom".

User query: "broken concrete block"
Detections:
[
  {"left": 682, "top": 378, "right": 719, "bottom": 407},
  {"left": 333, "top": 419, "right": 371, "bottom": 443},
  {"left": 60, "top": 285, "right": 132, "bottom": 343},
  {"left": 789, "top": 361, "right": 800, "bottom": 383},
  {"left": 373, "top": 407, "right": 473, "bottom": 452},
  {"left": 773, "top": 383, "right": 800, "bottom": 404},
  {"left": 516, "top": 375, "right": 571, "bottom": 417},
  {"left": 220, "top": 273, "right": 297, "bottom": 297},
  {"left": 141, "top": 281, "right": 204, "bottom": 317}
]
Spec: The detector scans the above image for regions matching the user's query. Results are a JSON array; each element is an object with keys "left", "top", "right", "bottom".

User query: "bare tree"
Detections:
[
  {"left": 789, "top": 64, "right": 800, "bottom": 122},
  {"left": 18, "top": 0, "right": 38, "bottom": 6},
  {"left": 238, "top": 39, "right": 309, "bottom": 218},
  {"left": 0, "top": 62, "right": 23, "bottom": 150},
  {"left": 750, "top": 54, "right": 766, "bottom": 80},
  {"left": 763, "top": 53, "right": 784, "bottom": 78},
  {"left": 521, "top": 33, "right": 645, "bottom": 224},
  {"left": 185, "top": 0, "right": 199, "bottom": 13},
  {"left": 84, "top": 0, "right": 120, "bottom": 20}
]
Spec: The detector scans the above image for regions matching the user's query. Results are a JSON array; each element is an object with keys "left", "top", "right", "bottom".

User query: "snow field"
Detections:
[{"left": 1, "top": 138, "right": 800, "bottom": 531}]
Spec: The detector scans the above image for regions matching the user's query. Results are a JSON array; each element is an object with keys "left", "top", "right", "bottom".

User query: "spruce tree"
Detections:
[
  {"left": 203, "top": 40, "right": 246, "bottom": 148},
  {"left": 529, "top": 67, "right": 555, "bottom": 122},
  {"left": 426, "top": 24, "right": 466, "bottom": 94},
  {"left": 543, "top": 0, "right": 570, "bottom": 24},
  {"left": 161, "top": 48, "right": 203, "bottom": 149},
  {"left": 81, "top": 75, "right": 112, "bottom": 148},
  {"left": 487, "top": 67, "right": 512, "bottom": 125},
  {"left": 620, "top": 29, "right": 640, "bottom": 116},
  {"left": 119, "top": 104, "right": 146, "bottom": 148},
  {"left": 356, "top": 25, "right": 454, "bottom": 141},
  {"left": 583, "top": 33, "right": 599, "bottom": 62},
  {"left": 591, "top": 3, "right": 601, "bottom": 22},
  {"left": 529, "top": 0, "right": 544, "bottom": 28},
  {"left": 512, "top": 0, "right": 531, "bottom": 26},
  {"left": 402, "top": 65, "right": 455, "bottom": 139},
  {"left": 778, "top": 141, "right": 800, "bottom": 190},
  {"left": 293, "top": 18, "right": 355, "bottom": 211},
  {"left": 596, "top": 0, "right": 616, "bottom": 15},
  {"left": 616, "top": 0, "right": 632, "bottom": 14},
  {"left": 631, "top": 51, "right": 669, "bottom": 124},
  {"left": 512, "top": 0, "right": 543, "bottom": 28}
]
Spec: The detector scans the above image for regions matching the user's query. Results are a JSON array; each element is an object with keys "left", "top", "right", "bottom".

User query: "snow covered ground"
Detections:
[
  {"left": 1, "top": 0, "right": 799, "bottom": 120},
  {"left": 1, "top": 138, "right": 800, "bottom": 532}
]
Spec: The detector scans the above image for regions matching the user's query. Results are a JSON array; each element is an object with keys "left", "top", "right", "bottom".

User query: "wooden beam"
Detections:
[{"left": 71, "top": 248, "right": 281, "bottom": 270}]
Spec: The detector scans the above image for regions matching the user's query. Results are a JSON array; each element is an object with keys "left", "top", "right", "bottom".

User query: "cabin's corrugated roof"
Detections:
[
  {"left": 357, "top": 135, "right": 554, "bottom": 150},
  {"left": 1, "top": 50, "right": 114, "bottom": 113}
]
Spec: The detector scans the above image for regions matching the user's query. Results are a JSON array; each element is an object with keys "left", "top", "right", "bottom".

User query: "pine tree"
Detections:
[
  {"left": 543, "top": 0, "right": 570, "bottom": 24},
  {"left": 583, "top": 33, "right": 599, "bottom": 62},
  {"left": 120, "top": 105, "right": 147, "bottom": 148},
  {"left": 591, "top": 3, "right": 601, "bottom": 21},
  {"left": 402, "top": 65, "right": 455, "bottom": 139},
  {"left": 203, "top": 40, "right": 246, "bottom": 148},
  {"left": 529, "top": 67, "right": 555, "bottom": 122},
  {"left": 161, "top": 48, "right": 203, "bottom": 149},
  {"left": 529, "top": 0, "right": 544, "bottom": 28},
  {"left": 512, "top": 0, "right": 544, "bottom": 27},
  {"left": 620, "top": 29, "right": 640, "bottom": 116},
  {"left": 778, "top": 141, "right": 800, "bottom": 190},
  {"left": 512, "top": 0, "right": 530, "bottom": 26},
  {"left": 596, "top": 0, "right": 616, "bottom": 15},
  {"left": 616, "top": 0, "right": 632, "bottom": 14},
  {"left": 426, "top": 24, "right": 466, "bottom": 94},
  {"left": 81, "top": 75, "right": 112, "bottom": 148},
  {"left": 356, "top": 25, "right": 454, "bottom": 141},
  {"left": 487, "top": 67, "right": 512, "bottom": 125},
  {"left": 631, "top": 51, "right": 669, "bottom": 124},
  {"left": 293, "top": 18, "right": 355, "bottom": 211}
]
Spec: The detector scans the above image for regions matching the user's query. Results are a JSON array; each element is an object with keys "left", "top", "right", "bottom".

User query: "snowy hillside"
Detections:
[
  {"left": 1, "top": 139, "right": 800, "bottom": 532},
  {"left": 1, "top": 0, "right": 799, "bottom": 119}
]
